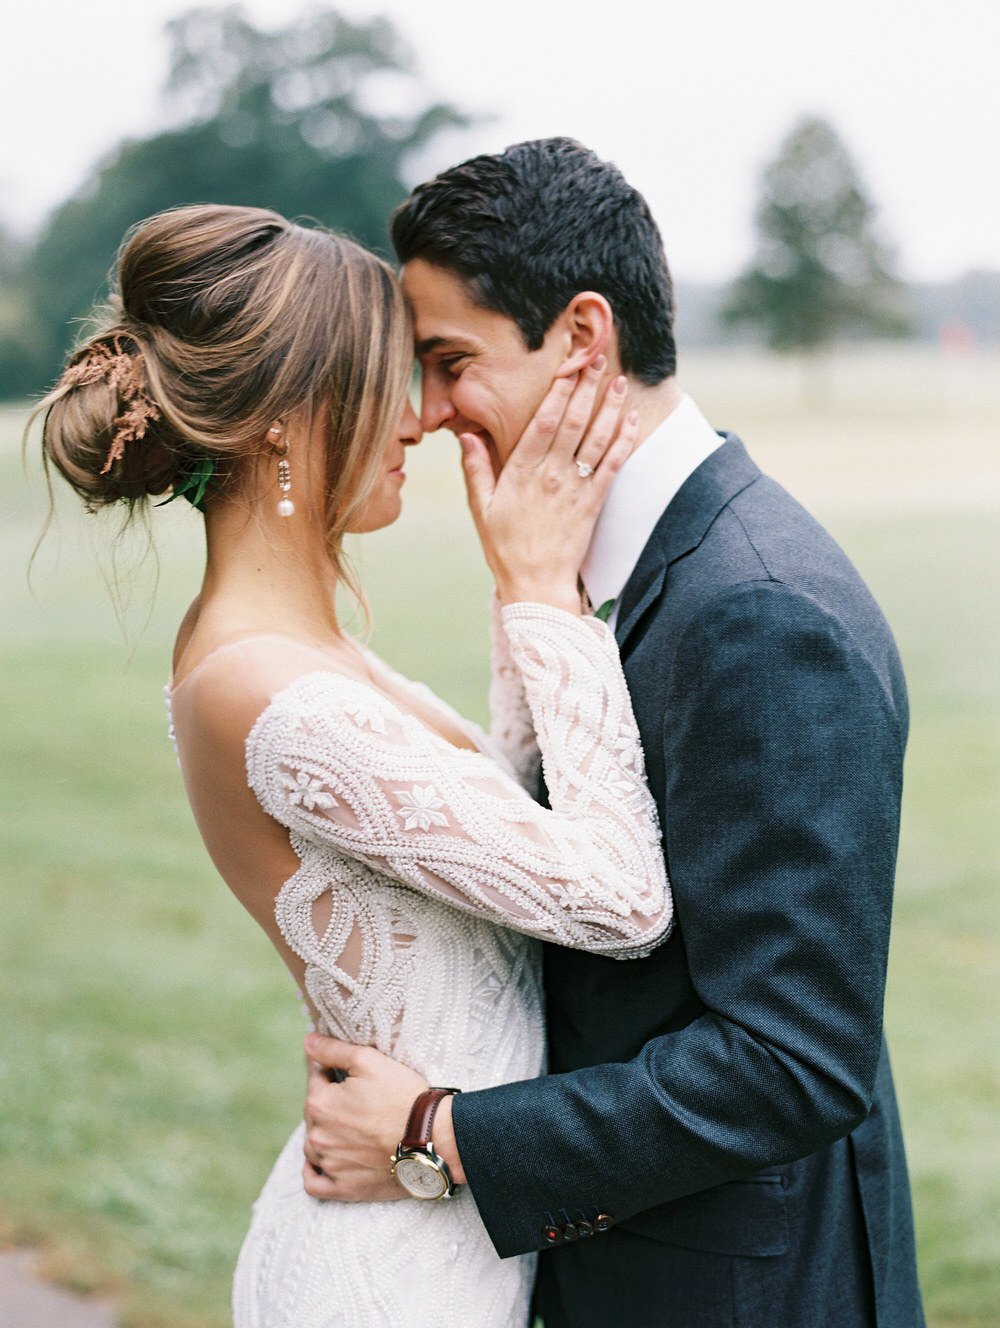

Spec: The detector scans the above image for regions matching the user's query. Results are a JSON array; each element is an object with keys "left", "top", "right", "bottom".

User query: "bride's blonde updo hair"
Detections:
[{"left": 33, "top": 203, "right": 412, "bottom": 570}]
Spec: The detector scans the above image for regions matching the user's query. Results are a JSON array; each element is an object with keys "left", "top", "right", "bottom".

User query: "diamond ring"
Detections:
[{"left": 575, "top": 459, "right": 594, "bottom": 479}]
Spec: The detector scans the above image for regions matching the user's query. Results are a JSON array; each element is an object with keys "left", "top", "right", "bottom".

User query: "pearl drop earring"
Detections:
[
  {"left": 267, "top": 422, "right": 295, "bottom": 518},
  {"left": 277, "top": 456, "right": 294, "bottom": 517}
]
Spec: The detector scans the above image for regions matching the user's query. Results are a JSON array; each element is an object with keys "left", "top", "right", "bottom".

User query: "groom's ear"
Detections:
[{"left": 552, "top": 292, "right": 614, "bottom": 378}]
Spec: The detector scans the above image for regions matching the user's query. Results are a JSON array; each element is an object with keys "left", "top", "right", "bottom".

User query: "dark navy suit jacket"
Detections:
[{"left": 452, "top": 438, "right": 925, "bottom": 1327}]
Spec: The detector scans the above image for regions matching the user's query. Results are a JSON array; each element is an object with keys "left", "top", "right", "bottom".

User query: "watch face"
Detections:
[{"left": 395, "top": 1153, "right": 448, "bottom": 1200}]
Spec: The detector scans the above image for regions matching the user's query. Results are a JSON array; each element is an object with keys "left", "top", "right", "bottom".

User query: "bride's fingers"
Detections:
[
  {"left": 506, "top": 373, "right": 578, "bottom": 470},
  {"left": 588, "top": 409, "right": 640, "bottom": 501},
  {"left": 571, "top": 374, "right": 628, "bottom": 476},
  {"left": 458, "top": 432, "right": 496, "bottom": 528},
  {"left": 547, "top": 356, "right": 608, "bottom": 462}
]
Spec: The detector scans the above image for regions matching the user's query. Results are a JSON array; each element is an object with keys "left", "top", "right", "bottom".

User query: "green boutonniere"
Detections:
[{"left": 594, "top": 599, "right": 616, "bottom": 623}]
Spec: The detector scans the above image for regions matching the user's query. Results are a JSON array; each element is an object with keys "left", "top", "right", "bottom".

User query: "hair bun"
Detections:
[{"left": 39, "top": 333, "right": 174, "bottom": 508}]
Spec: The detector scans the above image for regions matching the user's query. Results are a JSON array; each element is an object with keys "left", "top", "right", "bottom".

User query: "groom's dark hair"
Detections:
[{"left": 391, "top": 138, "right": 676, "bottom": 384}]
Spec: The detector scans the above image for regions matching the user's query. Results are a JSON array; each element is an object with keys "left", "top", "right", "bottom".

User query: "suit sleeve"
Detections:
[{"left": 451, "top": 579, "right": 908, "bottom": 1257}]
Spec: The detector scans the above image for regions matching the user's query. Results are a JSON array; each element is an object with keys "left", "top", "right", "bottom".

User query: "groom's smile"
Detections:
[{"left": 402, "top": 258, "right": 568, "bottom": 470}]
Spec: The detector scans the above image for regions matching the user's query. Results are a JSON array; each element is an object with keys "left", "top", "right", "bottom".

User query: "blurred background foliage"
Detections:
[
  {"left": 721, "top": 115, "right": 913, "bottom": 350},
  {"left": 1, "top": 5, "right": 999, "bottom": 401},
  {"left": 0, "top": 4, "right": 472, "bottom": 398}
]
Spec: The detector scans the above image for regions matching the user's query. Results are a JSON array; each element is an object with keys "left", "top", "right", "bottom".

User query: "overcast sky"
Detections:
[{"left": 4, "top": 0, "right": 999, "bottom": 282}]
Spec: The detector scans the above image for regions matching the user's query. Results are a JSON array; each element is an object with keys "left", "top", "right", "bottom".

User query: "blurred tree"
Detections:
[
  {"left": 720, "top": 116, "right": 912, "bottom": 355},
  {"left": 0, "top": 223, "right": 49, "bottom": 396},
  {"left": 0, "top": 5, "right": 472, "bottom": 398}
]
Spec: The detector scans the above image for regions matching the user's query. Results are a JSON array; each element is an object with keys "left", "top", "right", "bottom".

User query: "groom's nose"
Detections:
[{"left": 420, "top": 377, "right": 456, "bottom": 434}]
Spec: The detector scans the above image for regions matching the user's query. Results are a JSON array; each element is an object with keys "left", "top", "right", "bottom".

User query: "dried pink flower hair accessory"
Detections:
[{"left": 59, "top": 336, "right": 162, "bottom": 474}]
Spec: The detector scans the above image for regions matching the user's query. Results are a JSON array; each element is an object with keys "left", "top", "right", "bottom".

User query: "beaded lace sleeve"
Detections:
[
  {"left": 487, "top": 592, "right": 542, "bottom": 791},
  {"left": 247, "top": 604, "right": 671, "bottom": 959}
]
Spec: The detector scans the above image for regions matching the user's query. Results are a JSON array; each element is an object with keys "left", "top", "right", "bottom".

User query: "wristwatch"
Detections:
[{"left": 389, "top": 1087, "right": 462, "bottom": 1200}]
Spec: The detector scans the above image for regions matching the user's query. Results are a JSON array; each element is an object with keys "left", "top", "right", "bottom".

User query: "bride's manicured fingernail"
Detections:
[
  {"left": 627, "top": 410, "right": 639, "bottom": 425},
  {"left": 592, "top": 354, "right": 607, "bottom": 373},
  {"left": 614, "top": 376, "right": 627, "bottom": 393}
]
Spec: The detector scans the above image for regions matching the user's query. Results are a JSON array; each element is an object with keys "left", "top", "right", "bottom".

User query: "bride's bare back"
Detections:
[{"left": 167, "top": 624, "right": 484, "bottom": 1005}]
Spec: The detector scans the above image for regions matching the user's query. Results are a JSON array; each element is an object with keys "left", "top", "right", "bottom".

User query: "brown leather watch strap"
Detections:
[{"left": 401, "top": 1087, "right": 460, "bottom": 1150}]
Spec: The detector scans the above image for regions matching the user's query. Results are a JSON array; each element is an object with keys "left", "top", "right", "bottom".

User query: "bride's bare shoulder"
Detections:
[
  {"left": 171, "top": 631, "right": 347, "bottom": 749},
  {"left": 172, "top": 594, "right": 202, "bottom": 677}
]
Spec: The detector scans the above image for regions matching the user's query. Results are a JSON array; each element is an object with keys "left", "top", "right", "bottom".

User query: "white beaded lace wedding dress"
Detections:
[{"left": 166, "top": 601, "right": 672, "bottom": 1328}]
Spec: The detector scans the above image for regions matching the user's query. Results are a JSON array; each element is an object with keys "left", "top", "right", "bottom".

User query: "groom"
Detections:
[{"left": 299, "top": 138, "right": 925, "bottom": 1326}]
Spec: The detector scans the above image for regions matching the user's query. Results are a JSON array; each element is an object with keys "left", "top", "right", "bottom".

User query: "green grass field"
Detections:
[{"left": 1, "top": 346, "right": 998, "bottom": 1327}]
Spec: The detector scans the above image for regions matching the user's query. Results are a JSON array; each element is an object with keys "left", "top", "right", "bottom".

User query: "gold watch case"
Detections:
[{"left": 389, "top": 1144, "right": 456, "bottom": 1200}]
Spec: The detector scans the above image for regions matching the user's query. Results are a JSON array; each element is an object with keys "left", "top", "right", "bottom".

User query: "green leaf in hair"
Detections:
[{"left": 158, "top": 454, "right": 218, "bottom": 514}]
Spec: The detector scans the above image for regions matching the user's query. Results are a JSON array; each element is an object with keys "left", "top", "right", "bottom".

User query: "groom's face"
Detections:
[{"left": 402, "top": 259, "right": 567, "bottom": 472}]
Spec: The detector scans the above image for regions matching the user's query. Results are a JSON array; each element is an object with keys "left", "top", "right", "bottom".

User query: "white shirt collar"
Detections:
[{"left": 580, "top": 393, "right": 722, "bottom": 627}]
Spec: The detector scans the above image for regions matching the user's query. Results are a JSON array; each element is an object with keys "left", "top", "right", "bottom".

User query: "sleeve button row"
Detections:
[{"left": 541, "top": 1212, "right": 614, "bottom": 1244}]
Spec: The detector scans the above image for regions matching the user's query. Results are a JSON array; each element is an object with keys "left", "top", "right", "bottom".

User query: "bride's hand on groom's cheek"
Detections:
[
  {"left": 300, "top": 1034, "right": 429, "bottom": 1202},
  {"left": 460, "top": 358, "right": 639, "bottom": 614}
]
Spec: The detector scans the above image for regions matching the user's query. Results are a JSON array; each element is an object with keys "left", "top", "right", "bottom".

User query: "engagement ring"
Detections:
[{"left": 575, "top": 460, "right": 594, "bottom": 478}]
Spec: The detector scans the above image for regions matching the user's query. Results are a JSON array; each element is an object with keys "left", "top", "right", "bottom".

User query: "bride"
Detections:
[{"left": 35, "top": 203, "right": 673, "bottom": 1327}]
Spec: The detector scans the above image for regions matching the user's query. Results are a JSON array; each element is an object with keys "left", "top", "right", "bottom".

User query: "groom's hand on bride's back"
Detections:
[{"left": 300, "top": 1034, "right": 463, "bottom": 1201}]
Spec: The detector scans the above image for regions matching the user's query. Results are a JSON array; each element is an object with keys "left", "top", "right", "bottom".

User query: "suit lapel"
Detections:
[{"left": 615, "top": 436, "right": 760, "bottom": 654}]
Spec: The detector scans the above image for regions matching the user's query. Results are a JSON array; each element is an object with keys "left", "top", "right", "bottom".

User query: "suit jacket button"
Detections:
[
  {"left": 543, "top": 1224, "right": 564, "bottom": 1245},
  {"left": 561, "top": 1223, "right": 580, "bottom": 1242},
  {"left": 594, "top": 1212, "right": 614, "bottom": 1233},
  {"left": 576, "top": 1219, "right": 594, "bottom": 1238}
]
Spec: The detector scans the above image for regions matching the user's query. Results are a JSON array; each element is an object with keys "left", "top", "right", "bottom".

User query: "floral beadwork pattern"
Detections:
[
  {"left": 343, "top": 698, "right": 387, "bottom": 732},
  {"left": 171, "top": 600, "right": 672, "bottom": 1328},
  {"left": 280, "top": 769, "right": 337, "bottom": 811},
  {"left": 395, "top": 785, "right": 449, "bottom": 831},
  {"left": 246, "top": 603, "right": 671, "bottom": 960}
]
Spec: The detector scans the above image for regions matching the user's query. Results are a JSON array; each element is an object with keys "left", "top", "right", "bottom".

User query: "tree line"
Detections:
[
  {"left": 0, "top": 6, "right": 470, "bottom": 400},
  {"left": 1, "top": 6, "right": 939, "bottom": 402}
]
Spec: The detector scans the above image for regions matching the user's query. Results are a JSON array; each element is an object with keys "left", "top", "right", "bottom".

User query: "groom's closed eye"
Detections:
[
  {"left": 438, "top": 356, "right": 470, "bottom": 377},
  {"left": 415, "top": 336, "right": 480, "bottom": 373}
]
